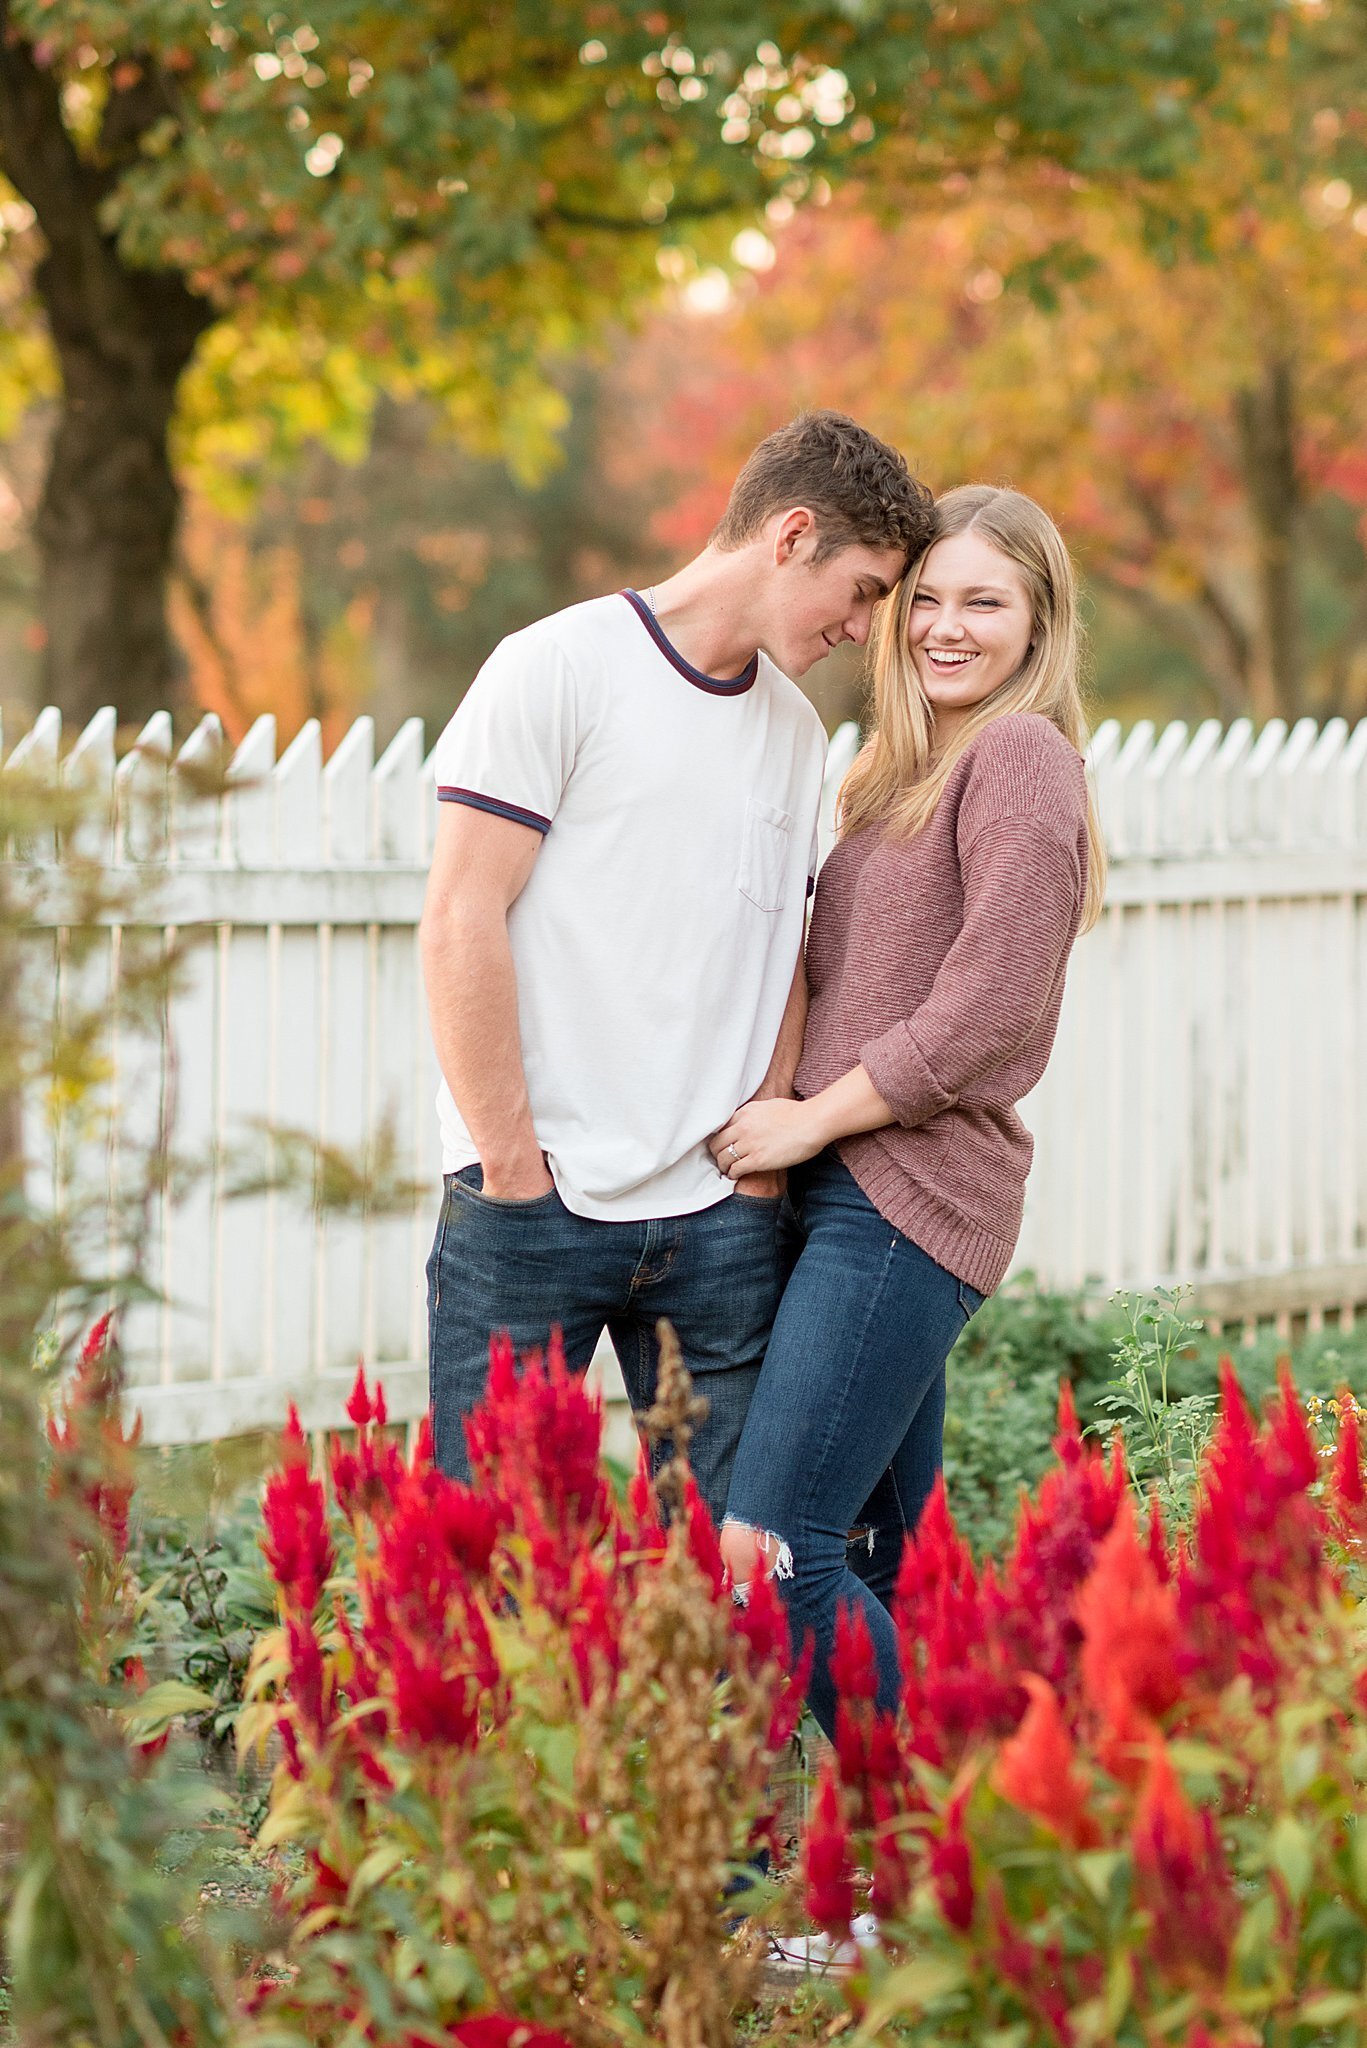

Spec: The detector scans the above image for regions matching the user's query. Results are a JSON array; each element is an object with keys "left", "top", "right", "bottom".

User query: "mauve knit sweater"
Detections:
[{"left": 795, "top": 711, "right": 1089, "bottom": 1298}]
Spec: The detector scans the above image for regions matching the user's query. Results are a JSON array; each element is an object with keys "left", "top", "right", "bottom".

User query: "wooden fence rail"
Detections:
[{"left": 5, "top": 704, "right": 1367, "bottom": 1442}]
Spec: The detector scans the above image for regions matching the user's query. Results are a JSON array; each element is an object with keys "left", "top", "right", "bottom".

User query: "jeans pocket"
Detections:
[
  {"left": 738, "top": 797, "right": 792, "bottom": 912},
  {"left": 454, "top": 1165, "right": 559, "bottom": 1212}
]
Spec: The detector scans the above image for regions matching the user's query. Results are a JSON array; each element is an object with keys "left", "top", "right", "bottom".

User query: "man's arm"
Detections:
[
  {"left": 732, "top": 952, "right": 807, "bottom": 1199},
  {"left": 419, "top": 802, "right": 554, "bottom": 1200}
]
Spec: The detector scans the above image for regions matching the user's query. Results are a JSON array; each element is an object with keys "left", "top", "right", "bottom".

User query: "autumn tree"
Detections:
[
  {"left": 0, "top": 0, "right": 1276, "bottom": 726},
  {"left": 625, "top": 6, "right": 1367, "bottom": 721}
]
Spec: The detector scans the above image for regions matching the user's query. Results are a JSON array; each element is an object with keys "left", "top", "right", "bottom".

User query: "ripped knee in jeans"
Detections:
[{"left": 721, "top": 1516, "right": 794, "bottom": 1606}]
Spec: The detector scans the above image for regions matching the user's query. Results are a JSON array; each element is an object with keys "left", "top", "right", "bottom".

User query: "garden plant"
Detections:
[{"left": 805, "top": 1363, "right": 1367, "bottom": 2047}]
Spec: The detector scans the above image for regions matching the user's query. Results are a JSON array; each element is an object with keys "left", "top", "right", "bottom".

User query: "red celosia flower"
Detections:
[
  {"left": 1131, "top": 1741, "right": 1237, "bottom": 1983},
  {"left": 1147, "top": 1495, "right": 1173, "bottom": 1583},
  {"left": 285, "top": 1612, "right": 331, "bottom": 1737},
  {"left": 804, "top": 1759, "right": 854, "bottom": 1937},
  {"left": 989, "top": 1895, "right": 1089, "bottom": 2048},
  {"left": 1077, "top": 1495, "right": 1183, "bottom": 1731},
  {"left": 992, "top": 1674, "right": 1100, "bottom": 1849},
  {"left": 346, "top": 1363, "right": 374, "bottom": 1427},
  {"left": 929, "top": 1788, "right": 975, "bottom": 1931},
  {"left": 567, "top": 1554, "right": 625, "bottom": 1705},
  {"left": 261, "top": 1408, "right": 334, "bottom": 1612},
  {"left": 895, "top": 1481, "right": 1025, "bottom": 1772},
  {"left": 1002, "top": 1395, "right": 1127, "bottom": 1700},
  {"left": 729, "top": 1563, "right": 810, "bottom": 1756},
  {"left": 1331, "top": 1398, "right": 1367, "bottom": 1543},
  {"left": 831, "top": 1599, "right": 879, "bottom": 1705},
  {"left": 830, "top": 1601, "right": 902, "bottom": 1836},
  {"left": 386, "top": 1608, "right": 500, "bottom": 1750},
  {"left": 895, "top": 1384, "right": 1128, "bottom": 1782},
  {"left": 360, "top": 1461, "right": 505, "bottom": 1748},
  {"left": 47, "top": 1311, "right": 141, "bottom": 1559},
  {"left": 444, "top": 2021, "right": 576, "bottom": 2048},
  {"left": 375, "top": 1464, "right": 500, "bottom": 1625},
  {"left": 465, "top": 1329, "right": 612, "bottom": 1543},
  {"left": 1178, "top": 1360, "right": 1324, "bottom": 1697},
  {"left": 682, "top": 1475, "right": 726, "bottom": 1598}
]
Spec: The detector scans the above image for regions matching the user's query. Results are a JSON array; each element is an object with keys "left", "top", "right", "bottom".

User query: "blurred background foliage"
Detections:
[{"left": 0, "top": 1, "right": 1365, "bottom": 745}]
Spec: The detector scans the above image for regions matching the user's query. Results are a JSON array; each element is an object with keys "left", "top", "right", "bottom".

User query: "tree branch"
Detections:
[
  {"left": 543, "top": 193, "right": 743, "bottom": 233},
  {"left": 0, "top": 4, "right": 106, "bottom": 245}
]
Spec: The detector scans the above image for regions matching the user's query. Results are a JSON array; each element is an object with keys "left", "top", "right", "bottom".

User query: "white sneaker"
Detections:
[{"left": 769, "top": 1911, "right": 879, "bottom": 1974}]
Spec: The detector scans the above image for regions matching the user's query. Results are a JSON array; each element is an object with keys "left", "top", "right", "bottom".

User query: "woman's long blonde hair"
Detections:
[{"left": 839, "top": 484, "right": 1107, "bottom": 931}]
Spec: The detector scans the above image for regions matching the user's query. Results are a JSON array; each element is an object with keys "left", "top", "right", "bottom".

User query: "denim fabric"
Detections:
[
  {"left": 426, "top": 1166, "right": 784, "bottom": 1527},
  {"left": 724, "top": 1149, "right": 983, "bottom": 1738}
]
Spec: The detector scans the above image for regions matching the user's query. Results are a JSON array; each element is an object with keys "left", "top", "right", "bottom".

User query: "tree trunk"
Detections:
[
  {"left": 34, "top": 261, "right": 209, "bottom": 731},
  {"left": 0, "top": 19, "right": 212, "bottom": 730},
  {"left": 1233, "top": 355, "right": 1302, "bottom": 724}
]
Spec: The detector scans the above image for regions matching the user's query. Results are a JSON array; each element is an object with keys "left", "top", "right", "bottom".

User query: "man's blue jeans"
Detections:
[
  {"left": 724, "top": 1150, "right": 983, "bottom": 1737},
  {"left": 426, "top": 1166, "right": 785, "bottom": 1527}
]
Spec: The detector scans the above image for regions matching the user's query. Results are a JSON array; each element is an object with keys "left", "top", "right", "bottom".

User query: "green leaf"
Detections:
[
  {"left": 856, "top": 1955, "right": 967, "bottom": 2037},
  {"left": 1103, "top": 1948, "right": 1134, "bottom": 2029},
  {"left": 121, "top": 1678, "right": 215, "bottom": 1730},
  {"left": 348, "top": 1842, "right": 408, "bottom": 1903},
  {"left": 1076, "top": 1849, "right": 1124, "bottom": 1903},
  {"left": 1268, "top": 1814, "right": 1315, "bottom": 1902},
  {"left": 1233, "top": 1892, "right": 1278, "bottom": 1967},
  {"left": 525, "top": 1722, "right": 577, "bottom": 1791},
  {"left": 1299, "top": 1991, "right": 1361, "bottom": 2026}
]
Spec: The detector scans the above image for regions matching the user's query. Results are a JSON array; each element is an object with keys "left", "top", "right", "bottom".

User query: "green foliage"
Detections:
[
  {"left": 945, "top": 1280, "right": 1367, "bottom": 1556},
  {"left": 1093, "top": 1288, "right": 1219, "bottom": 1527},
  {"left": 0, "top": 770, "right": 244, "bottom": 2048},
  {"left": 130, "top": 1493, "right": 276, "bottom": 1747}
]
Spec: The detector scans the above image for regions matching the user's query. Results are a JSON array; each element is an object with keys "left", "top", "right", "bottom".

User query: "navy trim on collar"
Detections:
[{"left": 621, "top": 589, "right": 758, "bottom": 695}]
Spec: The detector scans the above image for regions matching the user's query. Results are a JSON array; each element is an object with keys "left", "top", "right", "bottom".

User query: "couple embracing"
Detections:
[{"left": 420, "top": 410, "right": 1105, "bottom": 1739}]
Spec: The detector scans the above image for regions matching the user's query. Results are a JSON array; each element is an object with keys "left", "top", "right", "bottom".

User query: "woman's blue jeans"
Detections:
[{"left": 724, "top": 1149, "right": 982, "bottom": 1737}]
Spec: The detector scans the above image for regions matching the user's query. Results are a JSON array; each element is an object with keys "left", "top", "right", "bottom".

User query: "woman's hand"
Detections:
[{"left": 710, "top": 1097, "right": 826, "bottom": 1180}]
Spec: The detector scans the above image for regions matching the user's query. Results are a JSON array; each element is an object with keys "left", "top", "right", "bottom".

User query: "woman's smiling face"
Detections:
[{"left": 907, "top": 526, "right": 1034, "bottom": 734}]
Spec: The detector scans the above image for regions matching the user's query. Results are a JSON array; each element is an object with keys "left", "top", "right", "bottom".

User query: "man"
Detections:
[{"left": 420, "top": 409, "right": 934, "bottom": 1523}]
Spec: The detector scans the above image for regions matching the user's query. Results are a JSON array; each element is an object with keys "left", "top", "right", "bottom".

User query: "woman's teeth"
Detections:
[{"left": 927, "top": 649, "right": 977, "bottom": 669}]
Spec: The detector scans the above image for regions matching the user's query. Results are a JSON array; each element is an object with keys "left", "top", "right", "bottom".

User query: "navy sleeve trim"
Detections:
[
  {"left": 437, "top": 787, "right": 552, "bottom": 834},
  {"left": 807, "top": 873, "right": 817, "bottom": 898}
]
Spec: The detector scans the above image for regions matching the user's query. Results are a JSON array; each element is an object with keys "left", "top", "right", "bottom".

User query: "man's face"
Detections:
[{"left": 767, "top": 524, "right": 906, "bottom": 679}]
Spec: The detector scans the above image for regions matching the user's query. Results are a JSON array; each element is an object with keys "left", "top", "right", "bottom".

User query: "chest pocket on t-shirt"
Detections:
[{"left": 738, "top": 797, "right": 792, "bottom": 913}]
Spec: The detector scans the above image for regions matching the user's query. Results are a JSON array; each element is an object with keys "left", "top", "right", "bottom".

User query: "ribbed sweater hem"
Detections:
[{"left": 837, "top": 1139, "right": 1019, "bottom": 1298}]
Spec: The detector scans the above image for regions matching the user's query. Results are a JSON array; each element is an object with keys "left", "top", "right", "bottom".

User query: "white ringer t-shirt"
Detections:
[{"left": 429, "top": 590, "right": 827, "bottom": 1222}]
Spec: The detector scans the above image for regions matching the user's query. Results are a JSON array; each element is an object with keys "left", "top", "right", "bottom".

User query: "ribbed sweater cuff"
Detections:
[{"left": 860, "top": 1019, "right": 955, "bottom": 1128}]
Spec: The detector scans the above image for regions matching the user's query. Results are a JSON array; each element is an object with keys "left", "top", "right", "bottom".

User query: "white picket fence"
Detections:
[{"left": 6, "top": 703, "right": 1367, "bottom": 1443}]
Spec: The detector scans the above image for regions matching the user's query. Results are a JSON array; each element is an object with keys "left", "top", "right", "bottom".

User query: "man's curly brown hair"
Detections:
[{"left": 712, "top": 410, "right": 933, "bottom": 567}]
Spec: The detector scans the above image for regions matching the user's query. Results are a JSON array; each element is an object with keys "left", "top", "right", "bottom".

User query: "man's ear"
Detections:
[{"left": 772, "top": 506, "right": 816, "bottom": 565}]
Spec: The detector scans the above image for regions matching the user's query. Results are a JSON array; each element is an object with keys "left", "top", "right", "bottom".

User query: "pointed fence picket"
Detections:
[{"left": 5, "top": 705, "right": 1367, "bottom": 1442}]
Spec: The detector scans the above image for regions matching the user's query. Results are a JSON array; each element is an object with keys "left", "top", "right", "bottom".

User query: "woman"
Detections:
[{"left": 711, "top": 485, "right": 1106, "bottom": 1738}]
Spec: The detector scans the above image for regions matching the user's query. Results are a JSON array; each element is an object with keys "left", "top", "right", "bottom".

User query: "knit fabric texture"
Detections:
[{"left": 796, "top": 711, "right": 1090, "bottom": 1297}]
